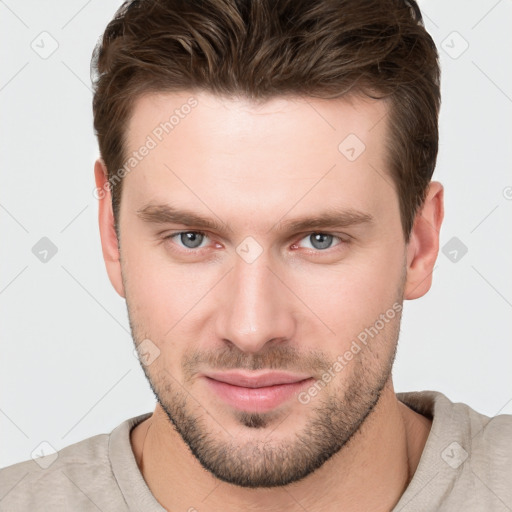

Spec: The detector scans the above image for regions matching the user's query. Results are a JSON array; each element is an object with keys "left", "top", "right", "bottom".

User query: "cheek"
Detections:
[
  {"left": 300, "top": 247, "right": 404, "bottom": 342},
  {"left": 122, "top": 239, "right": 219, "bottom": 340},
  {"left": 122, "top": 242, "right": 176, "bottom": 326}
]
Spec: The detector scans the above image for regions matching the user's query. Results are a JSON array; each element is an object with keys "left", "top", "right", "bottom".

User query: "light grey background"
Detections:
[{"left": 1, "top": 0, "right": 511, "bottom": 468}]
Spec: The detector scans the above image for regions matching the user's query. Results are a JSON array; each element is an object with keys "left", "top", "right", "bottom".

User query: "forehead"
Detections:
[
  {"left": 125, "top": 91, "right": 389, "bottom": 154},
  {"left": 121, "top": 91, "right": 396, "bottom": 232}
]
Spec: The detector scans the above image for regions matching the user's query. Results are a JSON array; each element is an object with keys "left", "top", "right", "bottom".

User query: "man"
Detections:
[{"left": 1, "top": 0, "right": 511, "bottom": 510}]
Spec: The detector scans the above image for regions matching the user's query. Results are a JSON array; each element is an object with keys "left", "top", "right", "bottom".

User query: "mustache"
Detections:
[{"left": 182, "top": 344, "right": 331, "bottom": 378}]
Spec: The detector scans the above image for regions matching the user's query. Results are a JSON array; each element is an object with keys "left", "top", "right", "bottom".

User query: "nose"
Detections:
[{"left": 215, "top": 250, "right": 296, "bottom": 353}]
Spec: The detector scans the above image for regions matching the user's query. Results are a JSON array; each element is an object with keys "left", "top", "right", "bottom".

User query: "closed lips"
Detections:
[{"left": 203, "top": 371, "right": 313, "bottom": 388}]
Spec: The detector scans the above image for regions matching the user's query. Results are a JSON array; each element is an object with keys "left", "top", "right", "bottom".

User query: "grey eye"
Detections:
[
  {"left": 309, "top": 233, "right": 334, "bottom": 250},
  {"left": 179, "top": 232, "right": 205, "bottom": 249}
]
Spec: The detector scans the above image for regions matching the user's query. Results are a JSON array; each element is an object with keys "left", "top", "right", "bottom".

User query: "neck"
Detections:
[{"left": 131, "top": 380, "right": 432, "bottom": 512}]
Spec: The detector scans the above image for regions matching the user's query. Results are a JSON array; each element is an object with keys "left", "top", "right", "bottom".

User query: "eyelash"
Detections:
[{"left": 162, "top": 230, "right": 348, "bottom": 254}]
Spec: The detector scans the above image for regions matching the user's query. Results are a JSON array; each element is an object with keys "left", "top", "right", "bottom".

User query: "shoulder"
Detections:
[
  {"left": 467, "top": 402, "right": 512, "bottom": 486},
  {"left": 431, "top": 391, "right": 512, "bottom": 457},
  {"left": 400, "top": 389, "right": 512, "bottom": 457},
  {"left": 445, "top": 394, "right": 512, "bottom": 508},
  {"left": 0, "top": 430, "right": 123, "bottom": 511},
  {"left": 397, "top": 390, "right": 512, "bottom": 510}
]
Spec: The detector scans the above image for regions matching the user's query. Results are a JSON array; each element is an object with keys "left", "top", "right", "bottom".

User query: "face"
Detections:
[{"left": 115, "top": 91, "right": 409, "bottom": 487}]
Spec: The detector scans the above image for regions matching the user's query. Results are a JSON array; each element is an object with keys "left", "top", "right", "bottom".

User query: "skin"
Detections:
[{"left": 94, "top": 91, "right": 443, "bottom": 511}]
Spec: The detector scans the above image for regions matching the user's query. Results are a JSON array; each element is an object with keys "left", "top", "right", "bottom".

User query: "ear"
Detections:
[
  {"left": 404, "top": 181, "right": 444, "bottom": 300},
  {"left": 94, "top": 158, "right": 125, "bottom": 298}
]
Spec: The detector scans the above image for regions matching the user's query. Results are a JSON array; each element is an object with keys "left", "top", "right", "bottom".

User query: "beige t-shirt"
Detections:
[{"left": 1, "top": 390, "right": 511, "bottom": 511}]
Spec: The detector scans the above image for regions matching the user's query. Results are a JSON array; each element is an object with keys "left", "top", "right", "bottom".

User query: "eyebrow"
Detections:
[{"left": 136, "top": 203, "right": 374, "bottom": 234}]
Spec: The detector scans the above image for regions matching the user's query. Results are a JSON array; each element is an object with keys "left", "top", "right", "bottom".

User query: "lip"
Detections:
[
  {"left": 203, "top": 371, "right": 313, "bottom": 413},
  {"left": 204, "top": 370, "right": 312, "bottom": 388}
]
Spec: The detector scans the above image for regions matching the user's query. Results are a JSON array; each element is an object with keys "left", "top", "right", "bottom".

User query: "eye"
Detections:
[
  {"left": 294, "top": 232, "right": 344, "bottom": 251},
  {"left": 165, "top": 231, "right": 209, "bottom": 250}
]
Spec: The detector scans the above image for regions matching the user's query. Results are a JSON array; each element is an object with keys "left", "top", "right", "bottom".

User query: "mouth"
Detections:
[{"left": 202, "top": 370, "right": 314, "bottom": 413}]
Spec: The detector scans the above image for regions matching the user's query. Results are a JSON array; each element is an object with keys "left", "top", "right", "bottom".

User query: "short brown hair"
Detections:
[{"left": 91, "top": 0, "right": 440, "bottom": 243}]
